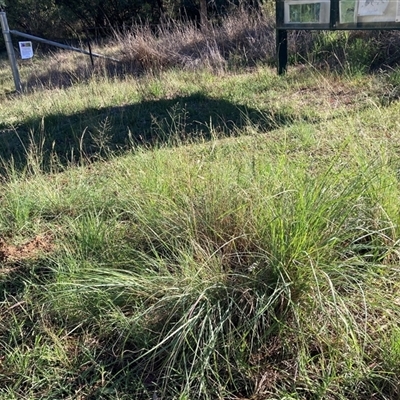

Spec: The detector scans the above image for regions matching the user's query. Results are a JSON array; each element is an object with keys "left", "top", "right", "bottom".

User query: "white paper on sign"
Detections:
[
  {"left": 19, "top": 41, "right": 34, "bottom": 59},
  {"left": 357, "top": 0, "right": 389, "bottom": 16}
]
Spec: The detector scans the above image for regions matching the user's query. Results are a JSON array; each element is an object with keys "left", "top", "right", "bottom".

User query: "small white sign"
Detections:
[{"left": 19, "top": 41, "right": 34, "bottom": 59}]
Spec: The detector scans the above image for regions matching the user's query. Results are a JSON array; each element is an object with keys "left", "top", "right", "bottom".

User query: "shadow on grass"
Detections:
[
  {"left": 0, "top": 92, "right": 297, "bottom": 173},
  {"left": 23, "top": 58, "right": 132, "bottom": 92}
]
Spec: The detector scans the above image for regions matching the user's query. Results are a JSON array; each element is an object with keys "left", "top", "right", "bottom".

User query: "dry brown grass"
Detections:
[
  {"left": 18, "top": 9, "right": 276, "bottom": 90},
  {"left": 113, "top": 8, "right": 276, "bottom": 73},
  {"left": 15, "top": 7, "right": 400, "bottom": 91}
]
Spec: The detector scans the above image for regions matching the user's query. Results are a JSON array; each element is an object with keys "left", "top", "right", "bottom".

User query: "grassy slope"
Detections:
[{"left": 1, "top": 59, "right": 400, "bottom": 399}]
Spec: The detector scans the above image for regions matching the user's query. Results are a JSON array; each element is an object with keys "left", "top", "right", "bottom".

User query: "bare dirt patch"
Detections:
[
  {"left": 292, "top": 84, "right": 364, "bottom": 111},
  {"left": 0, "top": 234, "right": 54, "bottom": 263}
]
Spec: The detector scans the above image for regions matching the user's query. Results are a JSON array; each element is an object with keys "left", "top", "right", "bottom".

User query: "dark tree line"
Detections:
[{"left": 1, "top": 0, "right": 263, "bottom": 44}]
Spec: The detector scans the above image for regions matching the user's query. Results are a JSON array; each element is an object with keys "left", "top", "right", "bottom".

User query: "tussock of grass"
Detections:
[
  {"left": 2, "top": 34, "right": 400, "bottom": 398},
  {"left": 2, "top": 112, "right": 400, "bottom": 398}
]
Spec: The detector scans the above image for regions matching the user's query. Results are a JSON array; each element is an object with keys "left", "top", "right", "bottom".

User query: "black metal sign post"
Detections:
[
  {"left": 276, "top": 0, "right": 400, "bottom": 74},
  {"left": 276, "top": 29, "right": 288, "bottom": 75},
  {"left": 276, "top": 0, "right": 288, "bottom": 75}
]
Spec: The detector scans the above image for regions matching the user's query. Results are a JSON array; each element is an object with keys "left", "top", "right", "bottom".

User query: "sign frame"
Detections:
[{"left": 276, "top": 0, "right": 400, "bottom": 74}]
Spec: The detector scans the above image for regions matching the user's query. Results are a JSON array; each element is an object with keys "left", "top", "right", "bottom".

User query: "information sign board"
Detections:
[
  {"left": 277, "top": 0, "right": 400, "bottom": 28},
  {"left": 284, "top": 0, "right": 331, "bottom": 23},
  {"left": 276, "top": 0, "right": 400, "bottom": 74}
]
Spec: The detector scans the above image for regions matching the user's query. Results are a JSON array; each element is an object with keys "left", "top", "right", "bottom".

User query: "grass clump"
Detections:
[
  {"left": 2, "top": 116, "right": 400, "bottom": 398},
  {"left": 2, "top": 37, "right": 400, "bottom": 398}
]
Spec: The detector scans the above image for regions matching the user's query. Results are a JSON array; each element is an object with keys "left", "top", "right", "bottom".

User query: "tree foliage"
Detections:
[
  {"left": 4, "top": 0, "right": 63, "bottom": 37},
  {"left": 1, "top": 0, "right": 262, "bottom": 45}
]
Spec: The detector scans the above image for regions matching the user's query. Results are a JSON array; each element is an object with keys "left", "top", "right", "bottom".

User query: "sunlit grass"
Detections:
[{"left": 2, "top": 41, "right": 400, "bottom": 398}]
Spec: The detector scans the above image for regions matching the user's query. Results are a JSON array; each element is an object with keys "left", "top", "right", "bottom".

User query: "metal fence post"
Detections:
[{"left": 0, "top": 11, "right": 22, "bottom": 93}]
